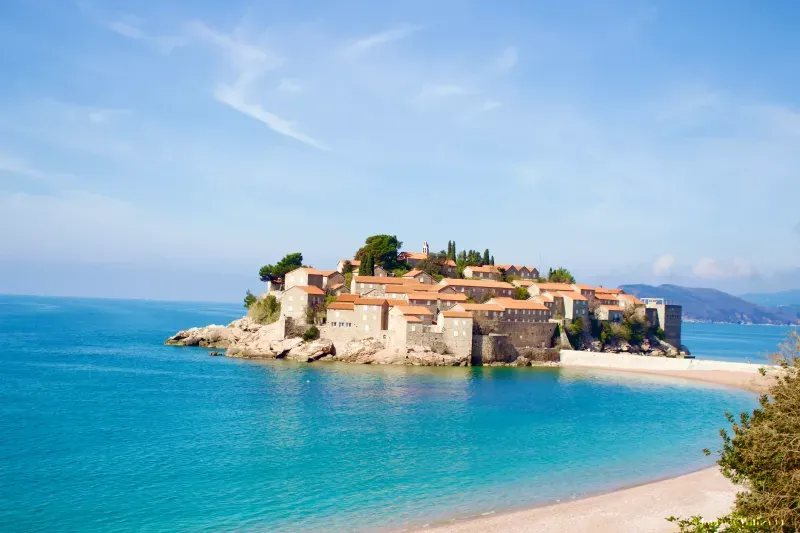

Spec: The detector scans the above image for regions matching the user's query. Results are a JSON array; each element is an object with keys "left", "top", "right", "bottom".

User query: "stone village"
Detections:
[{"left": 264, "top": 242, "right": 684, "bottom": 366}]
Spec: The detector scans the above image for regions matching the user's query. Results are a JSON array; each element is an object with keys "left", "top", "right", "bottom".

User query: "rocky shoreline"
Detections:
[
  {"left": 165, "top": 317, "right": 472, "bottom": 366},
  {"left": 166, "top": 316, "right": 688, "bottom": 366}
]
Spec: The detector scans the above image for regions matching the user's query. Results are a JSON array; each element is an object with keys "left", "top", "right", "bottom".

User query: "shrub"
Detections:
[
  {"left": 567, "top": 317, "right": 583, "bottom": 337},
  {"left": 654, "top": 327, "right": 666, "bottom": 340},
  {"left": 302, "top": 325, "right": 320, "bottom": 342},
  {"left": 514, "top": 286, "right": 530, "bottom": 300},
  {"left": 671, "top": 331, "right": 800, "bottom": 531},
  {"left": 248, "top": 295, "right": 281, "bottom": 324},
  {"left": 243, "top": 290, "right": 256, "bottom": 309}
]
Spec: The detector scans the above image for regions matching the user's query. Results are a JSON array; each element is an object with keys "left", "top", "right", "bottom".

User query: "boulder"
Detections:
[
  {"left": 330, "top": 338, "right": 386, "bottom": 364},
  {"left": 285, "top": 339, "right": 335, "bottom": 363},
  {"left": 165, "top": 324, "right": 243, "bottom": 348}
]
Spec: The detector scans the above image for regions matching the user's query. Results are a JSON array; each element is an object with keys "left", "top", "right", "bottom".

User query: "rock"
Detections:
[
  {"left": 209, "top": 351, "right": 223, "bottom": 357},
  {"left": 165, "top": 324, "right": 243, "bottom": 348},
  {"left": 514, "top": 356, "right": 531, "bottom": 367},
  {"left": 329, "top": 338, "right": 385, "bottom": 364},
  {"left": 285, "top": 339, "right": 335, "bottom": 363}
]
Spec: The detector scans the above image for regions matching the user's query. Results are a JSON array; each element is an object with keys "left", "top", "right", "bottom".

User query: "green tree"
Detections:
[
  {"left": 514, "top": 286, "right": 530, "bottom": 300},
  {"left": 358, "top": 253, "right": 375, "bottom": 275},
  {"left": 259, "top": 252, "right": 304, "bottom": 282},
  {"left": 450, "top": 241, "right": 457, "bottom": 260},
  {"left": 483, "top": 249, "right": 490, "bottom": 265},
  {"left": 415, "top": 252, "right": 448, "bottom": 279},
  {"left": 671, "top": 331, "right": 800, "bottom": 531},
  {"left": 490, "top": 256, "right": 495, "bottom": 265},
  {"left": 547, "top": 267, "right": 576, "bottom": 284},
  {"left": 248, "top": 295, "right": 281, "bottom": 324},
  {"left": 243, "top": 290, "right": 257, "bottom": 309},
  {"left": 302, "top": 325, "right": 320, "bottom": 341},
  {"left": 341, "top": 260, "right": 354, "bottom": 275},
  {"left": 355, "top": 234, "right": 402, "bottom": 270}
]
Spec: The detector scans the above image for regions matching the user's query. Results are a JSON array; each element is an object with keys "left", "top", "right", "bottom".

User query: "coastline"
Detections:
[{"left": 407, "top": 356, "right": 772, "bottom": 533}]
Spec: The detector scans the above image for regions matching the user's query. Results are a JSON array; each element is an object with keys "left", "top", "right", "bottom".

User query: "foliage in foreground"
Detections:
[
  {"left": 670, "top": 331, "right": 800, "bottom": 532},
  {"left": 248, "top": 295, "right": 281, "bottom": 325},
  {"left": 259, "top": 253, "right": 304, "bottom": 283},
  {"left": 243, "top": 290, "right": 256, "bottom": 309},
  {"left": 302, "top": 325, "right": 320, "bottom": 342}
]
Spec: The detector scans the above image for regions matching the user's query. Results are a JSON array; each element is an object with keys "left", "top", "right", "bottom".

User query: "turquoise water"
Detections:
[
  {"left": 683, "top": 322, "right": 797, "bottom": 363},
  {"left": 0, "top": 296, "right": 759, "bottom": 532}
]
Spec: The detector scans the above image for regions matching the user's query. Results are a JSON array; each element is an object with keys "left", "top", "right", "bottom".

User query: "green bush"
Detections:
[
  {"left": 243, "top": 290, "right": 256, "bottom": 309},
  {"left": 248, "top": 295, "right": 281, "bottom": 324},
  {"left": 302, "top": 325, "right": 320, "bottom": 342},
  {"left": 514, "top": 287, "right": 530, "bottom": 300},
  {"left": 654, "top": 327, "right": 666, "bottom": 340},
  {"left": 671, "top": 331, "right": 800, "bottom": 531}
]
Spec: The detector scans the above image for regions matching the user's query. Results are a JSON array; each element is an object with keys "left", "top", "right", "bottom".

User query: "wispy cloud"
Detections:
[
  {"left": 652, "top": 254, "right": 675, "bottom": 276},
  {"left": 0, "top": 153, "right": 46, "bottom": 179},
  {"left": 106, "top": 15, "right": 186, "bottom": 54},
  {"left": 276, "top": 78, "right": 305, "bottom": 93},
  {"left": 187, "top": 21, "right": 327, "bottom": 150},
  {"left": 693, "top": 258, "right": 759, "bottom": 280},
  {"left": 495, "top": 46, "right": 518, "bottom": 73},
  {"left": 478, "top": 99, "right": 503, "bottom": 112},
  {"left": 346, "top": 24, "right": 421, "bottom": 53},
  {"left": 420, "top": 84, "right": 473, "bottom": 99}
]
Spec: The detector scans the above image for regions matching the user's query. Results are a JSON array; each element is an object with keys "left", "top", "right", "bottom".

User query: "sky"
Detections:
[{"left": 1, "top": 0, "right": 799, "bottom": 301}]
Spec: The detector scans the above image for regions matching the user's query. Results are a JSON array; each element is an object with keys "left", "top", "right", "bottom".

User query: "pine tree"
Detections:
[
  {"left": 490, "top": 256, "right": 495, "bottom": 265},
  {"left": 451, "top": 241, "right": 457, "bottom": 260},
  {"left": 365, "top": 254, "right": 375, "bottom": 275},
  {"left": 483, "top": 249, "right": 490, "bottom": 265}
]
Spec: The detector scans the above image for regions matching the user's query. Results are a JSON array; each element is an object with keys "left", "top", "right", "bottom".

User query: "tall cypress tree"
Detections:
[
  {"left": 483, "top": 249, "right": 490, "bottom": 265},
  {"left": 490, "top": 255, "right": 495, "bottom": 265},
  {"left": 366, "top": 254, "right": 375, "bottom": 275},
  {"left": 451, "top": 241, "right": 457, "bottom": 260}
]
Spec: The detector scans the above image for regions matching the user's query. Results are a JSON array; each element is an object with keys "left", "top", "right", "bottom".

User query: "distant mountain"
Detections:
[
  {"left": 741, "top": 289, "right": 800, "bottom": 308},
  {"left": 620, "top": 284, "right": 799, "bottom": 325}
]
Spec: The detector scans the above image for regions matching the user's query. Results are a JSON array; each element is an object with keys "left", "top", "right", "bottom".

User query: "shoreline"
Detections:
[{"left": 406, "top": 358, "right": 771, "bottom": 533}]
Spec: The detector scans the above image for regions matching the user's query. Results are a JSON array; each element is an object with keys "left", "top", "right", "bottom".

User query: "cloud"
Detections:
[
  {"left": 276, "top": 78, "right": 305, "bottom": 93},
  {"left": 692, "top": 258, "right": 759, "bottom": 280},
  {"left": 214, "top": 85, "right": 330, "bottom": 150},
  {"left": 346, "top": 25, "right": 421, "bottom": 53},
  {"left": 106, "top": 15, "right": 186, "bottom": 54},
  {"left": 0, "top": 153, "right": 45, "bottom": 179},
  {"left": 479, "top": 99, "right": 503, "bottom": 112},
  {"left": 420, "top": 84, "right": 473, "bottom": 99},
  {"left": 187, "top": 21, "right": 327, "bottom": 150},
  {"left": 495, "top": 46, "right": 518, "bottom": 73},
  {"left": 652, "top": 254, "right": 675, "bottom": 276}
]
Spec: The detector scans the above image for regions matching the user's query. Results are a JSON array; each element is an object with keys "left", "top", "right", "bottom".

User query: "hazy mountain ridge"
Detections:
[{"left": 620, "top": 284, "right": 799, "bottom": 325}]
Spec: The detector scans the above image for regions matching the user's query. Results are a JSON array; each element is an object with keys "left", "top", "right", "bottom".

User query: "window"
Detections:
[
  {"left": 288, "top": 306, "right": 293, "bottom": 311},
  {"left": 360, "top": 283, "right": 364, "bottom": 289},
  {"left": 365, "top": 325, "right": 370, "bottom": 332},
  {"left": 453, "top": 331, "right": 458, "bottom": 337},
  {"left": 427, "top": 301, "right": 431, "bottom": 305},
  {"left": 362, "top": 315, "right": 367, "bottom": 321},
  {"left": 335, "top": 311, "right": 340, "bottom": 318},
  {"left": 289, "top": 296, "right": 294, "bottom": 302}
]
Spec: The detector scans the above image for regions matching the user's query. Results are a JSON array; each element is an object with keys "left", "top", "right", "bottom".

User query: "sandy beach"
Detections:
[{"left": 412, "top": 359, "right": 775, "bottom": 533}]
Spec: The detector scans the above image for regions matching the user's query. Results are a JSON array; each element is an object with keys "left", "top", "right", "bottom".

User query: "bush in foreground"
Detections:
[
  {"left": 248, "top": 295, "right": 281, "bottom": 325},
  {"left": 302, "top": 325, "right": 319, "bottom": 342},
  {"left": 669, "top": 331, "right": 800, "bottom": 532}
]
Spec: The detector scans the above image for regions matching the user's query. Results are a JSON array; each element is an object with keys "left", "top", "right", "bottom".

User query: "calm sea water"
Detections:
[
  {"left": 0, "top": 296, "right": 762, "bottom": 532},
  {"left": 683, "top": 322, "right": 798, "bottom": 363}
]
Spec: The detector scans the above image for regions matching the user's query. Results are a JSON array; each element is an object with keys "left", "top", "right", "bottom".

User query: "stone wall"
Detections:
[
  {"left": 471, "top": 334, "right": 559, "bottom": 365},
  {"left": 478, "top": 321, "right": 557, "bottom": 349}
]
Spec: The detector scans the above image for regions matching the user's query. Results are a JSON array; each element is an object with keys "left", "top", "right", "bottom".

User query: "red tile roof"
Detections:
[
  {"left": 354, "top": 298, "right": 389, "bottom": 306},
  {"left": 533, "top": 282, "right": 575, "bottom": 291},
  {"left": 455, "top": 303, "right": 505, "bottom": 312},
  {"left": 395, "top": 305, "right": 434, "bottom": 316},
  {"left": 354, "top": 276, "right": 409, "bottom": 285},
  {"left": 489, "top": 298, "right": 549, "bottom": 311},
  {"left": 294, "top": 285, "right": 325, "bottom": 295},
  {"left": 336, "top": 294, "right": 360, "bottom": 302},
  {"left": 403, "top": 269, "right": 425, "bottom": 278},
  {"left": 404, "top": 316, "right": 423, "bottom": 323},
  {"left": 328, "top": 302, "right": 355, "bottom": 311},
  {"left": 441, "top": 310, "right": 473, "bottom": 318},
  {"left": 600, "top": 305, "right": 624, "bottom": 312},
  {"left": 465, "top": 265, "right": 500, "bottom": 273},
  {"left": 439, "top": 278, "right": 514, "bottom": 289},
  {"left": 558, "top": 291, "right": 588, "bottom": 301}
]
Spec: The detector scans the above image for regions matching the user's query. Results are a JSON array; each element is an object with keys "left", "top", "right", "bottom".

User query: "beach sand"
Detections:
[
  {"left": 415, "top": 467, "right": 735, "bottom": 533},
  {"left": 412, "top": 365, "right": 772, "bottom": 533}
]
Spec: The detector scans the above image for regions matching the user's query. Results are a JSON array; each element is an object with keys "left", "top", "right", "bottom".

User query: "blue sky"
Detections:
[{"left": 1, "top": 0, "right": 799, "bottom": 301}]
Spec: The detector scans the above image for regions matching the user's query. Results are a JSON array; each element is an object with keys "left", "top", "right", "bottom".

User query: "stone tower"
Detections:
[{"left": 422, "top": 241, "right": 429, "bottom": 256}]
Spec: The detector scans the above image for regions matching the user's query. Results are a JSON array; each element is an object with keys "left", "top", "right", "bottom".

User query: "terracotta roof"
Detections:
[
  {"left": 329, "top": 282, "right": 344, "bottom": 291},
  {"left": 336, "top": 294, "right": 360, "bottom": 302},
  {"left": 385, "top": 284, "right": 432, "bottom": 294},
  {"left": 396, "top": 305, "right": 434, "bottom": 316},
  {"left": 439, "top": 278, "right": 514, "bottom": 289},
  {"left": 455, "top": 303, "right": 505, "bottom": 312},
  {"left": 404, "top": 316, "right": 423, "bottom": 323},
  {"left": 436, "top": 293, "right": 468, "bottom": 301},
  {"left": 533, "top": 282, "right": 575, "bottom": 291},
  {"left": 407, "top": 293, "right": 440, "bottom": 301},
  {"left": 441, "top": 310, "right": 473, "bottom": 318},
  {"left": 497, "top": 264, "right": 535, "bottom": 272},
  {"left": 572, "top": 284, "right": 597, "bottom": 291},
  {"left": 617, "top": 294, "right": 645, "bottom": 305},
  {"left": 294, "top": 285, "right": 325, "bottom": 295},
  {"left": 401, "top": 252, "right": 429, "bottom": 260},
  {"left": 600, "top": 304, "right": 624, "bottom": 312},
  {"left": 386, "top": 299, "right": 409, "bottom": 307},
  {"left": 594, "top": 292, "right": 618, "bottom": 301},
  {"left": 339, "top": 259, "right": 360, "bottom": 266},
  {"left": 558, "top": 291, "right": 588, "bottom": 301},
  {"left": 354, "top": 298, "right": 389, "bottom": 306},
  {"left": 414, "top": 285, "right": 440, "bottom": 292},
  {"left": 354, "top": 276, "right": 408, "bottom": 285},
  {"left": 489, "top": 298, "right": 549, "bottom": 311},
  {"left": 403, "top": 269, "right": 425, "bottom": 278},
  {"left": 286, "top": 267, "right": 328, "bottom": 276},
  {"left": 328, "top": 302, "right": 355, "bottom": 311},
  {"left": 533, "top": 293, "right": 554, "bottom": 303},
  {"left": 513, "top": 280, "right": 534, "bottom": 287},
  {"left": 465, "top": 265, "right": 499, "bottom": 273}
]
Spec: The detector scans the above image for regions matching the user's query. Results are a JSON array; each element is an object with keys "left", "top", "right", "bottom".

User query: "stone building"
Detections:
[
  {"left": 527, "top": 282, "right": 575, "bottom": 296},
  {"left": 559, "top": 291, "right": 589, "bottom": 321},
  {"left": 571, "top": 284, "right": 597, "bottom": 299},
  {"left": 437, "top": 279, "right": 515, "bottom": 300},
  {"left": 463, "top": 265, "right": 501, "bottom": 280},
  {"left": 496, "top": 265, "right": 539, "bottom": 279},
  {"left": 351, "top": 275, "right": 414, "bottom": 296},
  {"left": 402, "top": 269, "right": 435, "bottom": 285},
  {"left": 487, "top": 298, "right": 551, "bottom": 323},
  {"left": 353, "top": 298, "right": 390, "bottom": 333},
  {"left": 593, "top": 291, "right": 619, "bottom": 306},
  {"left": 336, "top": 259, "right": 360, "bottom": 273},
  {"left": 284, "top": 267, "right": 325, "bottom": 291},
  {"left": 595, "top": 304, "right": 623, "bottom": 323},
  {"left": 280, "top": 285, "right": 326, "bottom": 322},
  {"left": 326, "top": 301, "right": 355, "bottom": 328},
  {"left": 643, "top": 298, "right": 683, "bottom": 349}
]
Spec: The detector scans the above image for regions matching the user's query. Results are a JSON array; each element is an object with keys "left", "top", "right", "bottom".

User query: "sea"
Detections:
[{"left": 0, "top": 295, "right": 785, "bottom": 532}]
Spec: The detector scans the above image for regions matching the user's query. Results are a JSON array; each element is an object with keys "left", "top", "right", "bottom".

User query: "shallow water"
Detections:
[
  {"left": 683, "top": 321, "right": 797, "bottom": 363},
  {"left": 0, "top": 295, "right": 758, "bottom": 532}
]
